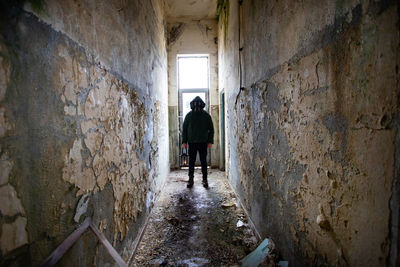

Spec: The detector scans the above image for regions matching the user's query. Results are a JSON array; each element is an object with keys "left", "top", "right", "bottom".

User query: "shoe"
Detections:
[
  {"left": 187, "top": 179, "right": 194, "bottom": 188},
  {"left": 202, "top": 180, "right": 208, "bottom": 188}
]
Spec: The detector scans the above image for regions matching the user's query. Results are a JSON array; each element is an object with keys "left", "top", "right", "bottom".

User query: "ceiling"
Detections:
[{"left": 165, "top": 0, "right": 217, "bottom": 19}]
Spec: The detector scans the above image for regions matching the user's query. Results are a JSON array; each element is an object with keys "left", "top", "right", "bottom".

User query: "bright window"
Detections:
[{"left": 178, "top": 55, "right": 209, "bottom": 89}]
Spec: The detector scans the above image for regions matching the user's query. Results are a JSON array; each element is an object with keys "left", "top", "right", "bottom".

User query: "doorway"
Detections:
[
  {"left": 220, "top": 91, "right": 225, "bottom": 170},
  {"left": 177, "top": 54, "right": 210, "bottom": 167}
]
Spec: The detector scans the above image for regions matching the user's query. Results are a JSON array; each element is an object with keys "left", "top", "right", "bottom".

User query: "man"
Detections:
[{"left": 182, "top": 96, "right": 214, "bottom": 188}]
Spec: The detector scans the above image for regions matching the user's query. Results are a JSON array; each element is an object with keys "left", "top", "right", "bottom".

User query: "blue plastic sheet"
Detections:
[
  {"left": 240, "top": 238, "right": 270, "bottom": 267},
  {"left": 240, "top": 238, "right": 289, "bottom": 267}
]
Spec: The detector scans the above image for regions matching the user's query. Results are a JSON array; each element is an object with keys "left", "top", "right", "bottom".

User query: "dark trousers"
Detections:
[{"left": 188, "top": 143, "right": 208, "bottom": 181}]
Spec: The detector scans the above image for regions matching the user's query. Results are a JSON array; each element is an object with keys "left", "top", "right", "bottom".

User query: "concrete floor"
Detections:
[{"left": 130, "top": 169, "right": 259, "bottom": 266}]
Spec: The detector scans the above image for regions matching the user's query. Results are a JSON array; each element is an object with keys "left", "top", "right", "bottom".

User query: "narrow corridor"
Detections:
[
  {"left": 131, "top": 170, "right": 258, "bottom": 266},
  {"left": 0, "top": 1, "right": 399, "bottom": 266}
]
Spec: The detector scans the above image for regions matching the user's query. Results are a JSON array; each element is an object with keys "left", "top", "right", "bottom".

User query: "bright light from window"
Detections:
[{"left": 178, "top": 56, "right": 208, "bottom": 89}]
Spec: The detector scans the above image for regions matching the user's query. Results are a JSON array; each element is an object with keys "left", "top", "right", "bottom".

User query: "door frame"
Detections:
[
  {"left": 220, "top": 90, "right": 225, "bottom": 170},
  {"left": 178, "top": 89, "right": 210, "bottom": 167}
]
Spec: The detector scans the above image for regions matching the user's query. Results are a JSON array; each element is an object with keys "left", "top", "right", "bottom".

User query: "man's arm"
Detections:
[
  {"left": 207, "top": 114, "right": 214, "bottom": 146},
  {"left": 182, "top": 113, "right": 189, "bottom": 148}
]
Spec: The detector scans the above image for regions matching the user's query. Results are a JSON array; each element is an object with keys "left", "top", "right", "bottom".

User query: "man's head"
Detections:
[{"left": 190, "top": 96, "right": 205, "bottom": 112}]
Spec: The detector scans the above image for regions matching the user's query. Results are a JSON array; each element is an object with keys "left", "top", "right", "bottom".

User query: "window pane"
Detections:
[
  {"left": 178, "top": 57, "right": 208, "bottom": 89},
  {"left": 182, "top": 93, "right": 206, "bottom": 119}
]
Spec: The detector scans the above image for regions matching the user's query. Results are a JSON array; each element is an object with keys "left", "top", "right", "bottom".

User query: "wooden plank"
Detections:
[
  {"left": 89, "top": 222, "right": 128, "bottom": 267},
  {"left": 40, "top": 217, "right": 91, "bottom": 267},
  {"left": 40, "top": 217, "right": 128, "bottom": 267}
]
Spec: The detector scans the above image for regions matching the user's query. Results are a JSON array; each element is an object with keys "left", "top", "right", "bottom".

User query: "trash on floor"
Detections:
[
  {"left": 241, "top": 238, "right": 270, "bottom": 267},
  {"left": 177, "top": 257, "right": 210, "bottom": 266},
  {"left": 240, "top": 238, "right": 285, "bottom": 267},
  {"left": 222, "top": 200, "right": 236, "bottom": 208},
  {"left": 132, "top": 170, "right": 260, "bottom": 266},
  {"left": 166, "top": 216, "right": 180, "bottom": 226},
  {"left": 236, "top": 220, "right": 246, "bottom": 228}
]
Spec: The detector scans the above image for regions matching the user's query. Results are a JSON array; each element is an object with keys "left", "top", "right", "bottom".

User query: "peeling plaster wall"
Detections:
[
  {"left": 218, "top": 0, "right": 239, "bottom": 187},
  {"left": 0, "top": 1, "right": 168, "bottom": 265},
  {"left": 219, "top": 0, "right": 399, "bottom": 265},
  {"left": 167, "top": 18, "right": 220, "bottom": 169}
]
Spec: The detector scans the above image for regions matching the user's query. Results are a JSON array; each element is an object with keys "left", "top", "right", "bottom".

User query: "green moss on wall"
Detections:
[
  {"left": 13, "top": 0, "right": 46, "bottom": 14},
  {"left": 217, "top": 0, "right": 229, "bottom": 46}
]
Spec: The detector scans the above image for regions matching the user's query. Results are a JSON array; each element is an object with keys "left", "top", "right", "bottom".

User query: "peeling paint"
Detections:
[
  {"left": 74, "top": 193, "right": 90, "bottom": 222},
  {"left": 59, "top": 54, "right": 149, "bottom": 239},
  {"left": 0, "top": 1, "right": 169, "bottom": 265},
  {"left": 0, "top": 41, "right": 10, "bottom": 102},
  {"left": 0, "top": 185, "right": 26, "bottom": 217},
  {"left": 0, "top": 153, "right": 12, "bottom": 186},
  {"left": 220, "top": 0, "right": 399, "bottom": 265},
  {"left": 0, "top": 107, "right": 12, "bottom": 138},
  {"left": 0, "top": 217, "right": 28, "bottom": 254},
  {"left": 168, "top": 22, "right": 185, "bottom": 46}
]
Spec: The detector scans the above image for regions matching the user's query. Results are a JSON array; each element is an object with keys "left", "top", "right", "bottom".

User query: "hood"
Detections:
[
  {"left": 190, "top": 96, "right": 206, "bottom": 112},
  {"left": 190, "top": 96, "right": 205, "bottom": 105}
]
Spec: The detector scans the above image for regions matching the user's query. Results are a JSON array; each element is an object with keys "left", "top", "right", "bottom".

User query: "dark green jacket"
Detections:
[{"left": 182, "top": 110, "right": 214, "bottom": 144}]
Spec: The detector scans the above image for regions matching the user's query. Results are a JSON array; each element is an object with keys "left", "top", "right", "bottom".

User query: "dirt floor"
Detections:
[{"left": 130, "top": 169, "right": 259, "bottom": 267}]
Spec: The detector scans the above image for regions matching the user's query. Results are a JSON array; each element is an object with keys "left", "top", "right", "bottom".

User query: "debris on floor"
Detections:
[
  {"left": 221, "top": 200, "right": 236, "bottom": 208},
  {"left": 277, "top": 261, "right": 289, "bottom": 267},
  {"left": 241, "top": 238, "right": 270, "bottom": 267},
  {"left": 236, "top": 220, "right": 245, "bottom": 228},
  {"left": 240, "top": 238, "right": 286, "bottom": 267},
  {"left": 130, "top": 170, "right": 259, "bottom": 266}
]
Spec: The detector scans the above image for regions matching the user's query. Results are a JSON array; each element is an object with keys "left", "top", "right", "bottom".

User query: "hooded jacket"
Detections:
[{"left": 182, "top": 97, "right": 214, "bottom": 144}]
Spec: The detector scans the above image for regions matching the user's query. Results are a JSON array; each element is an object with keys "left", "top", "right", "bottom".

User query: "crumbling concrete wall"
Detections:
[
  {"left": 0, "top": 0, "right": 168, "bottom": 265},
  {"left": 167, "top": 18, "right": 220, "bottom": 169},
  {"left": 219, "top": 0, "right": 399, "bottom": 265}
]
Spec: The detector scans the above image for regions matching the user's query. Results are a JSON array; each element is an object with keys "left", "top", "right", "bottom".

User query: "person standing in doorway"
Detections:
[{"left": 182, "top": 96, "right": 214, "bottom": 188}]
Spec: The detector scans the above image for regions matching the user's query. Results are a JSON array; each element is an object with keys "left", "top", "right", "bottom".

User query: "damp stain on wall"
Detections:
[
  {"left": 0, "top": 1, "right": 169, "bottom": 265},
  {"left": 220, "top": 0, "right": 399, "bottom": 265}
]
